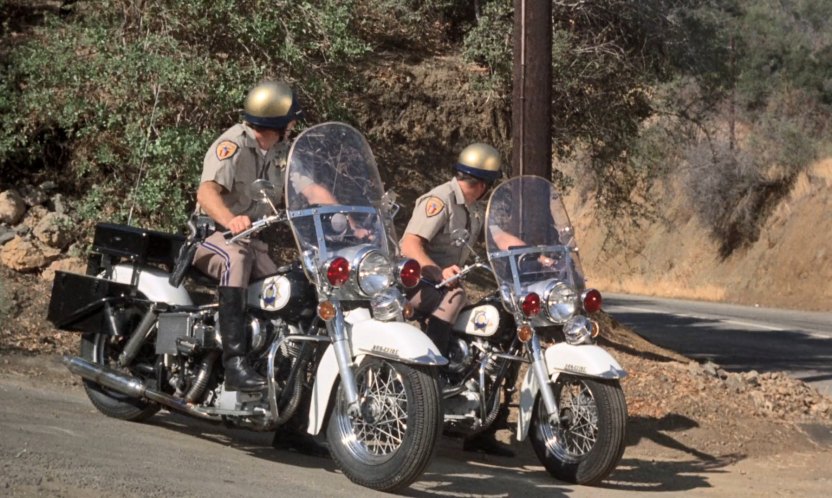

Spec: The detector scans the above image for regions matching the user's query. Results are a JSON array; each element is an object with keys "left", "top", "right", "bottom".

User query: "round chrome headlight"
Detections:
[
  {"left": 356, "top": 250, "right": 394, "bottom": 296},
  {"left": 544, "top": 281, "right": 578, "bottom": 323}
]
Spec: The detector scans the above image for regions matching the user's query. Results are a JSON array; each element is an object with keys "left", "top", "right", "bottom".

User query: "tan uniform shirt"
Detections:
[
  {"left": 403, "top": 178, "right": 484, "bottom": 269},
  {"left": 200, "top": 123, "right": 304, "bottom": 220}
]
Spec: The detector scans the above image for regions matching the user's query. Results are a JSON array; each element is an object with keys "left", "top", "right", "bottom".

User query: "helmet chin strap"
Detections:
[
  {"left": 253, "top": 127, "right": 287, "bottom": 150},
  {"left": 476, "top": 184, "right": 489, "bottom": 201}
]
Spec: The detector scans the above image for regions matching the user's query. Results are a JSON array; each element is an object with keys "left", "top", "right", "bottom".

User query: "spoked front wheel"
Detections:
[
  {"left": 326, "top": 357, "right": 441, "bottom": 492},
  {"left": 530, "top": 375, "right": 627, "bottom": 485}
]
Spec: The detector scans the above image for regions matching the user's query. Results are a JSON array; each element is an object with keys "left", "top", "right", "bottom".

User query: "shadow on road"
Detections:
[
  {"left": 144, "top": 398, "right": 742, "bottom": 495},
  {"left": 149, "top": 412, "right": 341, "bottom": 474},
  {"left": 609, "top": 413, "right": 744, "bottom": 492}
]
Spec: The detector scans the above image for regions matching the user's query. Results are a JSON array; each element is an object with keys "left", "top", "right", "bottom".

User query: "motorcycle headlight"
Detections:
[
  {"left": 356, "top": 250, "right": 394, "bottom": 296},
  {"left": 563, "top": 315, "right": 594, "bottom": 345},
  {"left": 543, "top": 281, "right": 578, "bottom": 324},
  {"left": 370, "top": 288, "right": 403, "bottom": 321}
]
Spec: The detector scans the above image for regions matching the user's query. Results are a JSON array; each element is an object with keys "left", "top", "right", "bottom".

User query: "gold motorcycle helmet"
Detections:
[
  {"left": 454, "top": 143, "right": 503, "bottom": 182},
  {"left": 242, "top": 81, "right": 303, "bottom": 129}
]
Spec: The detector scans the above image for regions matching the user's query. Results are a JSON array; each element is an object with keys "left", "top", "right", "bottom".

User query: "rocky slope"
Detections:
[{"left": 568, "top": 159, "right": 832, "bottom": 312}]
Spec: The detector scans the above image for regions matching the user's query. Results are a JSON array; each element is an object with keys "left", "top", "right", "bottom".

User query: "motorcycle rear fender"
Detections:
[
  {"left": 516, "top": 343, "right": 626, "bottom": 441},
  {"left": 306, "top": 310, "right": 447, "bottom": 435},
  {"left": 111, "top": 263, "right": 193, "bottom": 306}
]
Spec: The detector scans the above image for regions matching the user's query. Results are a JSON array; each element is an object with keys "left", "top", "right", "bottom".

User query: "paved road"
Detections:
[
  {"left": 0, "top": 373, "right": 702, "bottom": 498},
  {"left": 2, "top": 372, "right": 831, "bottom": 498},
  {"left": 603, "top": 294, "right": 832, "bottom": 395}
]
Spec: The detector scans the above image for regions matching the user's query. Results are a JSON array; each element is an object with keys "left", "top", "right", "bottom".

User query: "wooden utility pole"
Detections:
[{"left": 511, "top": 0, "right": 552, "bottom": 179}]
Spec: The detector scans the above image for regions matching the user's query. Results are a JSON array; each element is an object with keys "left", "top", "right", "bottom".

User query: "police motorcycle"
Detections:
[
  {"left": 431, "top": 175, "right": 627, "bottom": 485},
  {"left": 47, "top": 122, "right": 444, "bottom": 492}
]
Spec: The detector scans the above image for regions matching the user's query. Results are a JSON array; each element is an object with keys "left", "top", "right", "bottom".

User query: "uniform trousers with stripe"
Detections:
[
  {"left": 406, "top": 280, "right": 467, "bottom": 324},
  {"left": 191, "top": 231, "right": 278, "bottom": 287}
]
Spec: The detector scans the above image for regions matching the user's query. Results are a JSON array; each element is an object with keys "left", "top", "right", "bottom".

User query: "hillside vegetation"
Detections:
[{"left": 1, "top": 0, "right": 831, "bottom": 308}]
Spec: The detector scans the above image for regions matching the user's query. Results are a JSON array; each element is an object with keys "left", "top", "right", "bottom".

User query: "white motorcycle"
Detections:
[
  {"left": 432, "top": 175, "right": 628, "bottom": 485},
  {"left": 48, "top": 122, "right": 444, "bottom": 492}
]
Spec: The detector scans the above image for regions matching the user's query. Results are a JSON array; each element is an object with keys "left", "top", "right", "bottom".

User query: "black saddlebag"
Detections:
[
  {"left": 47, "top": 271, "right": 135, "bottom": 333},
  {"left": 92, "top": 223, "right": 185, "bottom": 268}
]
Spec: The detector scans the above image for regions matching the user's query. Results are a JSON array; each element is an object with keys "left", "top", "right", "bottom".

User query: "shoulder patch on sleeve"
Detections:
[
  {"left": 424, "top": 196, "right": 445, "bottom": 217},
  {"left": 216, "top": 140, "right": 239, "bottom": 161}
]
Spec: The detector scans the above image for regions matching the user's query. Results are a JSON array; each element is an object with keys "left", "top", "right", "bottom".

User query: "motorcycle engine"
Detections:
[
  {"left": 443, "top": 339, "right": 505, "bottom": 431},
  {"left": 446, "top": 337, "right": 474, "bottom": 373},
  {"left": 156, "top": 310, "right": 218, "bottom": 355}
]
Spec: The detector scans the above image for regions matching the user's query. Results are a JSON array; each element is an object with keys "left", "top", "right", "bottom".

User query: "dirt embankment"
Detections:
[
  {"left": 569, "top": 159, "right": 832, "bottom": 312},
  {"left": 346, "top": 53, "right": 511, "bottom": 229}
]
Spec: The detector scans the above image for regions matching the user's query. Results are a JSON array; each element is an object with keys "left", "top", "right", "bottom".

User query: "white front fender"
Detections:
[
  {"left": 516, "top": 343, "right": 626, "bottom": 441},
  {"left": 544, "top": 343, "right": 627, "bottom": 379},
  {"left": 306, "top": 309, "right": 446, "bottom": 435},
  {"left": 349, "top": 316, "right": 448, "bottom": 367}
]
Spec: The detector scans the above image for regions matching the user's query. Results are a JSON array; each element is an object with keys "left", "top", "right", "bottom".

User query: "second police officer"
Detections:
[{"left": 399, "top": 143, "right": 514, "bottom": 457}]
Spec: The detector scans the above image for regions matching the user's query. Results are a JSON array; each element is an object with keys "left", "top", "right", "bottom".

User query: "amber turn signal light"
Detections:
[
  {"left": 318, "top": 301, "right": 336, "bottom": 321},
  {"left": 402, "top": 302, "right": 414, "bottom": 320},
  {"left": 517, "top": 324, "right": 533, "bottom": 342}
]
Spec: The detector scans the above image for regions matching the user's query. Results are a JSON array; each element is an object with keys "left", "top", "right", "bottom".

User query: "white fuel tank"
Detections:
[{"left": 452, "top": 304, "right": 501, "bottom": 337}]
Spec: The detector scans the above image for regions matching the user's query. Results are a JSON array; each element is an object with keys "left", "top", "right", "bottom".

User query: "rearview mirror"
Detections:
[
  {"left": 450, "top": 228, "right": 469, "bottom": 247},
  {"left": 250, "top": 179, "right": 279, "bottom": 213}
]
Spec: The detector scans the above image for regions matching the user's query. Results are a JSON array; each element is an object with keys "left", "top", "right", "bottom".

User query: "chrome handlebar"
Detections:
[
  {"left": 224, "top": 213, "right": 286, "bottom": 245},
  {"left": 434, "top": 261, "right": 490, "bottom": 289}
]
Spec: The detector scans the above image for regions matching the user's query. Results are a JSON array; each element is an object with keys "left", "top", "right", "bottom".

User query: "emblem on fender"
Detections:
[
  {"left": 372, "top": 345, "right": 399, "bottom": 356},
  {"left": 564, "top": 363, "right": 587, "bottom": 374}
]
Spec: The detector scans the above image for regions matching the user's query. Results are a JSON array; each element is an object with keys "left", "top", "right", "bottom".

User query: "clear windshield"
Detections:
[
  {"left": 285, "top": 122, "right": 392, "bottom": 280},
  {"left": 485, "top": 176, "right": 585, "bottom": 309}
]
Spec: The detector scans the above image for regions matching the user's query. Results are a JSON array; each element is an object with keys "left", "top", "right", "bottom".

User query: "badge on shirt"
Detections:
[
  {"left": 425, "top": 197, "right": 445, "bottom": 217},
  {"left": 216, "top": 141, "right": 238, "bottom": 161}
]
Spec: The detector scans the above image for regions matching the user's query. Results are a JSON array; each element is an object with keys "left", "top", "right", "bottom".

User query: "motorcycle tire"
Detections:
[
  {"left": 80, "top": 332, "right": 160, "bottom": 422},
  {"left": 326, "top": 357, "right": 441, "bottom": 492},
  {"left": 529, "top": 375, "right": 627, "bottom": 485}
]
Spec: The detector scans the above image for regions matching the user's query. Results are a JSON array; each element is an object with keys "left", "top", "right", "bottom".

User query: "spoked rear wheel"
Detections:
[
  {"left": 530, "top": 375, "right": 626, "bottom": 485},
  {"left": 80, "top": 330, "right": 160, "bottom": 422},
  {"left": 326, "top": 357, "right": 441, "bottom": 492}
]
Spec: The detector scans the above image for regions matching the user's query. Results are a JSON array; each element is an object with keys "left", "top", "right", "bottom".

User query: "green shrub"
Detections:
[
  {"left": 738, "top": 0, "right": 832, "bottom": 107},
  {"left": 462, "top": 0, "right": 512, "bottom": 91},
  {"left": 0, "top": 0, "right": 369, "bottom": 234}
]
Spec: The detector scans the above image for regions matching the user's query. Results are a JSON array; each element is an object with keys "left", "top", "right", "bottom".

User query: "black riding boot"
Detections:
[
  {"left": 463, "top": 403, "right": 515, "bottom": 457},
  {"left": 425, "top": 317, "right": 452, "bottom": 356},
  {"left": 218, "top": 286, "right": 267, "bottom": 392}
]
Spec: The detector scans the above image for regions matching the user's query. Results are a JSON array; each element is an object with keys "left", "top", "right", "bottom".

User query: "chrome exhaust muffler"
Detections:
[{"left": 63, "top": 356, "right": 219, "bottom": 421}]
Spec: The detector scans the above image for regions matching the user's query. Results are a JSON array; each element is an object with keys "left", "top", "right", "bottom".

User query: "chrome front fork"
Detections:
[
  {"left": 327, "top": 302, "right": 361, "bottom": 417},
  {"left": 530, "top": 334, "right": 559, "bottom": 424}
]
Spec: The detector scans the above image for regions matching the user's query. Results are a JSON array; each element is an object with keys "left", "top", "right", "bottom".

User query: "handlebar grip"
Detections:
[
  {"left": 224, "top": 214, "right": 284, "bottom": 245},
  {"left": 435, "top": 273, "right": 462, "bottom": 289}
]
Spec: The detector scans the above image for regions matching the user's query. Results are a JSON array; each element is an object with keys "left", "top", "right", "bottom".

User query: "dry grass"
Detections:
[
  {"left": 571, "top": 156, "right": 832, "bottom": 310},
  {"left": 588, "top": 275, "right": 728, "bottom": 302}
]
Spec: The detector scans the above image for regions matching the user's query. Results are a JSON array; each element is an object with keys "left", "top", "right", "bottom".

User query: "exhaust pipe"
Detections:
[{"left": 63, "top": 356, "right": 219, "bottom": 421}]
